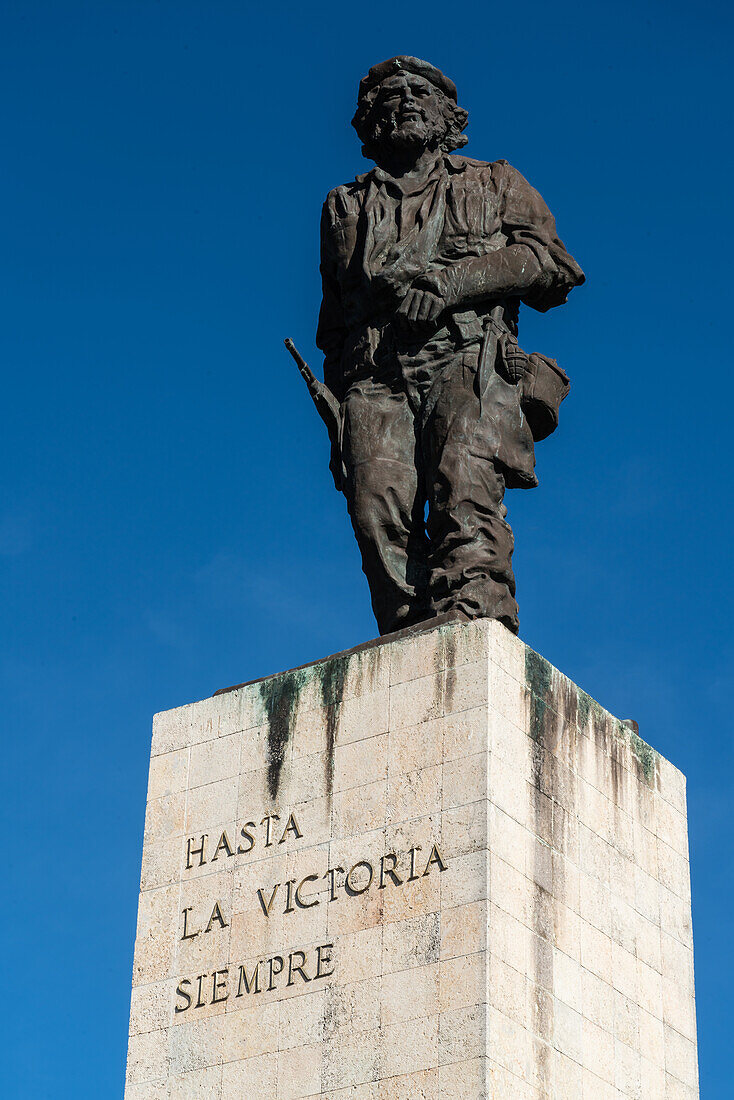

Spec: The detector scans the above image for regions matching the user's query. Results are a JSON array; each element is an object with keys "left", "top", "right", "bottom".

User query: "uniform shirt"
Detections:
[{"left": 317, "top": 154, "right": 584, "bottom": 403}]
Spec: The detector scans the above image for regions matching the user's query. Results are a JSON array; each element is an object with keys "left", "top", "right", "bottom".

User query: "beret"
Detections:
[{"left": 356, "top": 56, "right": 457, "bottom": 104}]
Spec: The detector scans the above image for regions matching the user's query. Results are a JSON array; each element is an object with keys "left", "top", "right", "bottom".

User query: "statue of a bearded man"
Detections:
[{"left": 315, "top": 56, "right": 584, "bottom": 635}]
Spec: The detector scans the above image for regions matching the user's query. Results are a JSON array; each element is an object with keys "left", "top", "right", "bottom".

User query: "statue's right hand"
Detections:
[{"left": 396, "top": 280, "right": 446, "bottom": 326}]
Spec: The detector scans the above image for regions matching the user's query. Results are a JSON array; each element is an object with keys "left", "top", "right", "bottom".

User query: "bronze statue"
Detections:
[{"left": 305, "top": 56, "right": 584, "bottom": 635}]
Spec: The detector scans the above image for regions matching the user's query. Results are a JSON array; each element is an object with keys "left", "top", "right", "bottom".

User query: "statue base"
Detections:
[{"left": 126, "top": 618, "right": 698, "bottom": 1098}]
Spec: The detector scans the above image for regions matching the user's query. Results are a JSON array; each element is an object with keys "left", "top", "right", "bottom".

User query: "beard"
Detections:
[{"left": 373, "top": 110, "right": 446, "bottom": 157}]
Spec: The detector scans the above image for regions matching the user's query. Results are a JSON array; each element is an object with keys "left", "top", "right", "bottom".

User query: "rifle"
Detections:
[{"left": 284, "top": 338, "right": 343, "bottom": 488}]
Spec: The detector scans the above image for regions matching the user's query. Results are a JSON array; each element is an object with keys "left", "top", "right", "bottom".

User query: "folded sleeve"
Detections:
[{"left": 497, "top": 161, "right": 585, "bottom": 313}]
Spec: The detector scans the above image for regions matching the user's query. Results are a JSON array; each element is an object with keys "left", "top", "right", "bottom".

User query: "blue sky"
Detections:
[{"left": 1, "top": 0, "right": 731, "bottom": 1094}]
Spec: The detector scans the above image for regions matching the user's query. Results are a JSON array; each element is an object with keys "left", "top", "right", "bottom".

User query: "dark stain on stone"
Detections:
[
  {"left": 258, "top": 669, "right": 309, "bottom": 800},
  {"left": 354, "top": 647, "right": 379, "bottom": 695},
  {"left": 588, "top": 700, "right": 622, "bottom": 806},
  {"left": 525, "top": 648, "right": 553, "bottom": 743},
  {"left": 442, "top": 625, "right": 458, "bottom": 714},
  {"left": 621, "top": 719, "right": 657, "bottom": 785},
  {"left": 576, "top": 688, "right": 592, "bottom": 732},
  {"left": 555, "top": 676, "right": 579, "bottom": 765},
  {"left": 578, "top": 690, "right": 656, "bottom": 801},
  {"left": 609, "top": 732, "right": 624, "bottom": 806},
  {"left": 316, "top": 654, "right": 349, "bottom": 800}
]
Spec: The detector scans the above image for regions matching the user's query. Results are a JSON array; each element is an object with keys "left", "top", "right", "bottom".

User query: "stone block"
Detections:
[{"left": 126, "top": 618, "right": 699, "bottom": 1097}]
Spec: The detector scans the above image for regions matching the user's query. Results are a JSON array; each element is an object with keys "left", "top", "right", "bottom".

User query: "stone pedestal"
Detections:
[{"left": 126, "top": 619, "right": 698, "bottom": 1099}]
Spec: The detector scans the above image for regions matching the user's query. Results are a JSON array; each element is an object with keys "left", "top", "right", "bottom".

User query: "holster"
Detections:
[{"left": 520, "top": 353, "right": 570, "bottom": 441}]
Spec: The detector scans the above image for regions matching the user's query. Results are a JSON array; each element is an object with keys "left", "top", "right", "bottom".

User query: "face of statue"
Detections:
[{"left": 369, "top": 72, "right": 447, "bottom": 160}]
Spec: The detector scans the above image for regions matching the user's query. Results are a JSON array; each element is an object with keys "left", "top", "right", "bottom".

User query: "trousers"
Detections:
[{"left": 340, "top": 345, "right": 519, "bottom": 635}]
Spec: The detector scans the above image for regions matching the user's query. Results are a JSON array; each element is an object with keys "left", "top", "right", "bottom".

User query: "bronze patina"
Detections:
[{"left": 306, "top": 56, "right": 584, "bottom": 634}]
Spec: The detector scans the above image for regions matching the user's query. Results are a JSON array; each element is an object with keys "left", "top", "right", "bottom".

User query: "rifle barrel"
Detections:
[
  {"left": 283, "top": 336, "right": 342, "bottom": 463},
  {"left": 285, "top": 337, "right": 308, "bottom": 372}
]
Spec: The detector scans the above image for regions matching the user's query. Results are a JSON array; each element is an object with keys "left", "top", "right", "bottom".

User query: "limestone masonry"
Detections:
[{"left": 126, "top": 619, "right": 698, "bottom": 1098}]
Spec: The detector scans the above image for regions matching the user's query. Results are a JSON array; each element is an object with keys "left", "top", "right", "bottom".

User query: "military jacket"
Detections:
[{"left": 316, "top": 155, "right": 584, "bottom": 487}]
